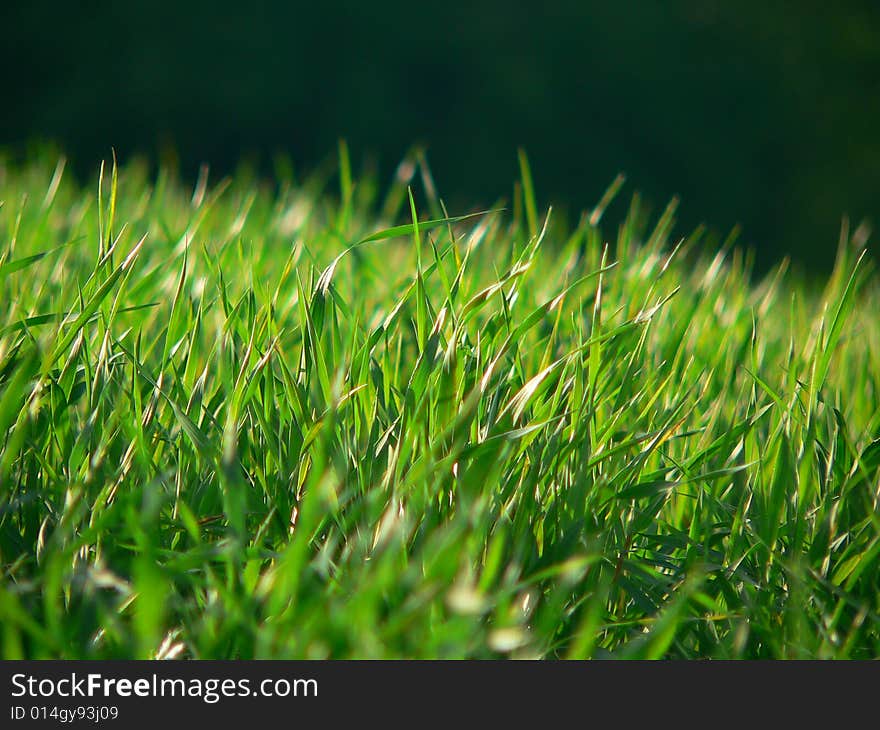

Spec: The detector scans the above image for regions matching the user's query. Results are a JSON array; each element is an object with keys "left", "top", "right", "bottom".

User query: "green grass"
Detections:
[{"left": 1, "top": 149, "right": 879, "bottom": 659}]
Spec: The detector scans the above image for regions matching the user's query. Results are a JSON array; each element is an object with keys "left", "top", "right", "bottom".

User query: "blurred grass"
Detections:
[{"left": 0, "top": 149, "right": 879, "bottom": 659}]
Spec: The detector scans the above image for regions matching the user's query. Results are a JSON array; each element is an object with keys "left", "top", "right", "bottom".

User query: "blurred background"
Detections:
[{"left": 2, "top": 0, "right": 878, "bottom": 272}]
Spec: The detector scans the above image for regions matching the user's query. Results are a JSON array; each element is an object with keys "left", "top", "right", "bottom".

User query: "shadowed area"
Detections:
[{"left": 2, "top": 0, "right": 878, "bottom": 271}]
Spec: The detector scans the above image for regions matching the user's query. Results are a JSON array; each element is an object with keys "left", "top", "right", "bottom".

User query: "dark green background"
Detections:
[{"left": 3, "top": 1, "right": 878, "bottom": 271}]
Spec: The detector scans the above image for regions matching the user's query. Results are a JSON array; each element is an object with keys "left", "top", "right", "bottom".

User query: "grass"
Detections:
[{"left": 1, "top": 147, "right": 879, "bottom": 659}]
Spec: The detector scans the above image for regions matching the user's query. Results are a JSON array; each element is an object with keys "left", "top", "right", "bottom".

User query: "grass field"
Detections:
[{"left": 1, "top": 148, "right": 879, "bottom": 659}]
